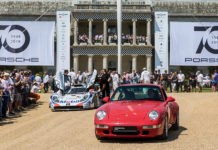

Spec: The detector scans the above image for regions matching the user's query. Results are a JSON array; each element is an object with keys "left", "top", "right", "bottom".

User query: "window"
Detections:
[{"left": 111, "top": 85, "right": 164, "bottom": 101}]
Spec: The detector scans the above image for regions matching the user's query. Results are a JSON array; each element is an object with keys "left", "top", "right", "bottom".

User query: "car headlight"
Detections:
[
  {"left": 149, "top": 111, "right": 159, "bottom": 120},
  {"left": 96, "top": 110, "right": 106, "bottom": 120},
  {"left": 53, "top": 96, "right": 59, "bottom": 103}
]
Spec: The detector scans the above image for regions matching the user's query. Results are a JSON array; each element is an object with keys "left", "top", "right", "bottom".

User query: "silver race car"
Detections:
[{"left": 49, "top": 70, "right": 100, "bottom": 111}]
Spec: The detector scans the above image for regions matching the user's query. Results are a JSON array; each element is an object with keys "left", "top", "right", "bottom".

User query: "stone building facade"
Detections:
[{"left": 72, "top": 1, "right": 153, "bottom": 73}]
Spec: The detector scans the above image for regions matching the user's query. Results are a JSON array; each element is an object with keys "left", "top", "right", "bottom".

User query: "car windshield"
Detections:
[
  {"left": 110, "top": 85, "right": 164, "bottom": 101},
  {"left": 67, "top": 88, "right": 87, "bottom": 94}
]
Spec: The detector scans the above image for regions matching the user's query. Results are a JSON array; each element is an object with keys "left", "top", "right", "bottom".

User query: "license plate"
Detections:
[
  {"left": 66, "top": 103, "right": 70, "bottom": 106},
  {"left": 114, "top": 127, "right": 126, "bottom": 131},
  {"left": 113, "top": 126, "right": 137, "bottom": 132}
]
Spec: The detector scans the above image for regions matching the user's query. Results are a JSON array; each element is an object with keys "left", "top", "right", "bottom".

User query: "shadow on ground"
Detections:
[
  {"left": 100, "top": 126, "right": 187, "bottom": 143},
  {"left": 0, "top": 101, "right": 44, "bottom": 126}
]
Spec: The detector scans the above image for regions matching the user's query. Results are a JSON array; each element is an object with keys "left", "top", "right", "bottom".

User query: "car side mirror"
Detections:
[
  {"left": 167, "top": 97, "right": 175, "bottom": 103},
  {"left": 103, "top": 97, "right": 110, "bottom": 103}
]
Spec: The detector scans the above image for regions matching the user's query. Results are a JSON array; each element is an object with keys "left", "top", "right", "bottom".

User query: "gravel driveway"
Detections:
[{"left": 0, "top": 93, "right": 218, "bottom": 150}]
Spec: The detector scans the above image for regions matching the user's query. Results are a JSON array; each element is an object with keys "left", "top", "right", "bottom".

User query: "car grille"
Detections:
[{"left": 112, "top": 126, "right": 139, "bottom": 135}]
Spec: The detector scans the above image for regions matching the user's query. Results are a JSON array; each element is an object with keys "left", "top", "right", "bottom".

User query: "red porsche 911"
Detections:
[{"left": 94, "top": 84, "right": 179, "bottom": 140}]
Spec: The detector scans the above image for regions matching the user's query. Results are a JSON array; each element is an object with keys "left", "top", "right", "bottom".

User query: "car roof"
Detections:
[{"left": 120, "top": 84, "right": 162, "bottom": 88}]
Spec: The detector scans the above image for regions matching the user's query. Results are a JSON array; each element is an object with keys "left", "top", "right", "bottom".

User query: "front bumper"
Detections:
[
  {"left": 52, "top": 106, "right": 83, "bottom": 111},
  {"left": 95, "top": 121, "right": 164, "bottom": 138},
  {"left": 50, "top": 101, "right": 93, "bottom": 111}
]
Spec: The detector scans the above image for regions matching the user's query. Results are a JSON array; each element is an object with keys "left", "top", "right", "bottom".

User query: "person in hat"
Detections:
[
  {"left": 1, "top": 72, "right": 14, "bottom": 117},
  {"left": 140, "top": 67, "right": 150, "bottom": 84},
  {"left": 34, "top": 73, "right": 42, "bottom": 92},
  {"left": 35, "top": 73, "right": 42, "bottom": 86}
]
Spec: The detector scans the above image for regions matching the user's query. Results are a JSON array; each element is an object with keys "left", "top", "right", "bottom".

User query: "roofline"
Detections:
[{"left": 120, "top": 84, "right": 162, "bottom": 88}]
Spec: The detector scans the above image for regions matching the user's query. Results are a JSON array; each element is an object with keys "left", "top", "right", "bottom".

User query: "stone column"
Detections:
[
  {"left": 132, "top": 55, "right": 138, "bottom": 72},
  {"left": 88, "top": 19, "right": 93, "bottom": 45},
  {"left": 102, "top": 54, "right": 108, "bottom": 70},
  {"left": 103, "top": 19, "right": 108, "bottom": 45},
  {"left": 74, "top": 19, "right": 79, "bottom": 46},
  {"left": 146, "top": 19, "right": 151, "bottom": 45},
  {"left": 88, "top": 54, "right": 93, "bottom": 73},
  {"left": 146, "top": 54, "right": 152, "bottom": 73},
  {"left": 73, "top": 54, "right": 79, "bottom": 73},
  {"left": 132, "top": 19, "right": 137, "bottom": 45}
]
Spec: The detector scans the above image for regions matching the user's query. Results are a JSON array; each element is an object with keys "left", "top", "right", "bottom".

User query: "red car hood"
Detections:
[{"left": 106, "top": 100, "right": 163, "bottom": 121}]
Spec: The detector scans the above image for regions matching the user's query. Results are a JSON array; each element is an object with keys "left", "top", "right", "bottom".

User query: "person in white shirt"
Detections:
[
  {"left": 35, "top": 74, "right": 42, "bottom": 92},
  {"left": 77, "top": 71, "right": 84, "bottom": 84},
  {"left": 8, "top": 76, "right": 14, "bottom": 103},
  {"left": 196, "top": 71, "right": 203, "bottom": 92},
  {"left": 177, "top": 70, "right": 185, "bottom": 92},
  {"left": 31, "top": 82, "right": 39, "bottom": 93},
  {"left": 35, "top": 74, "right": 42, "bottom": 85},
  {"left": 68, "top": 69, "right": 77, "bottom": 85},
  {"left": 111, "top": 71, "right": 119, "bottom": 91},
  {"left": 82, "top": 71, "right": 89, "bottom": 81},
  {"left": 140, "top": 67, "right": 150, "bottom": 84},
  {"left": 43, "top": 72, "right": 49, "bottom": 93}
]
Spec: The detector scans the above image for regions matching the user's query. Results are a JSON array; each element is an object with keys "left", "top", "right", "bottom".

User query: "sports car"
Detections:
[
  {"left": 50, "top": 84, "right": 100, "bottom": 111},
  {"left": 94, "top": 84, "right": 179, "bottom": 140},
  {"left": 49, "top": 70, "right": 100, "bottom": 111}
]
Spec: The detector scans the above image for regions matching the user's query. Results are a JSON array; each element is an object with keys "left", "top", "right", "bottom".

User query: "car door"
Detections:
[{"left": 162, "top": 88, "right": 174, "bottom": 125}]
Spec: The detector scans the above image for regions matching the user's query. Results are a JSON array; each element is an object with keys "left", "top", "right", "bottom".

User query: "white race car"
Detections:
[{"left": 49, "top": 70, "right": 100, "bottom": 111}]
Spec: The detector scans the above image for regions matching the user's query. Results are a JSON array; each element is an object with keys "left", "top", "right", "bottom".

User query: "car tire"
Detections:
[
  {"left": 158, "top": 117, "right": 168, "bottom": 140},
  {"left": 172, "top": 111, "right": 179, "bottom": 130},
  {"left": 95, "top": 129, "right": 104, "bottom": 140}
]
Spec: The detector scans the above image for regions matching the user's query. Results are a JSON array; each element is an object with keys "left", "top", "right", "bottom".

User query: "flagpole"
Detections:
[{"left": 117, "top": 0, "right": 122, "bottom": 74}]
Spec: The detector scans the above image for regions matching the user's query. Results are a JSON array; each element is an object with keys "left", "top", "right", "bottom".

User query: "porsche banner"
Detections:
[
  {"left": 0, "top": 21, "right": 55, "bottom": 66},
  {"left": 155, "top": 12, "right": 168, "bottom": 73},
  {"left": 170, "top": 22, "right": 218, "bottom": 66},
  {"left": 56, "top": 11, "right": 71, "bottom": 73}
]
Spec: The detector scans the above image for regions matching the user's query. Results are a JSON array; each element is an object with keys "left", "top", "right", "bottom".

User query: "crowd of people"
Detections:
[
  {"left": 78, "top": 33, "right": 147, "bottom": 45},
  {"left": 0, "top": 69, "right": 44, "bottom": 120},
  {"left": 108, "top": 33, "right": 147, "bottom": 44},
  {"left": 65, "top": 68, "right": 218, "bottom": 99},
  {"left": 1, "top": 67, "right": 217, "bottom": 120},
  {"left": 78, "top": 34, "right": 88, "bottom": 43}
]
